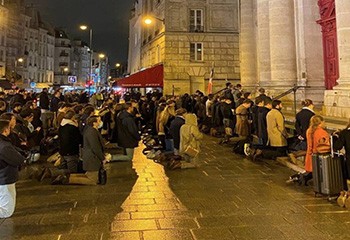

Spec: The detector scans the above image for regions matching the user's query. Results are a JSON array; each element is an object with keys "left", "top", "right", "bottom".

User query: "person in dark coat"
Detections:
[
  {"left": 39, "top": 88, "right": 50, "bottom": 111},
  {"left": 295, "top": 99, "right": 315, "bottom": 141},
  {"left": 50, "top": 91, "right": 61, "bottom": 113},
  {"left": 58, "top": 110, "right": 83, "bottom": 173},
  {"left": 51, "top": 116, "right": 106, "bottom": 185},
  {"left": 110, "top": 103, "right": 141, "bottom": 162},
  {"left": 333, "top": 122, "right": 350, "bottom": 186},
  {"left": 169, "top": 108, "right": 187, "bottom": 155},
  {"left": 257, "top": 97, "right": 272, "bottom": 146},
  {"left": 0, "top": 120, "right": 26, "bottom": 218}
]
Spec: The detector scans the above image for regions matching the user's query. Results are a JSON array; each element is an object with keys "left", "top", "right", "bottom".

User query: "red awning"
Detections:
[{"left": 114, "top": 64, "right": 164, "bottom": 88}]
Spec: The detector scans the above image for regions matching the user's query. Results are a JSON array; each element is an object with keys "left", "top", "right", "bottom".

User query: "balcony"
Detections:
[
  {"left": 190, "top": 25, "right": 204, "bottom": 33},
  {"left": 59, "top": 62, "right": 69, "bottom": 67},
  {"left": 60, "top": 52, "right": 69, "bottom": 57}
]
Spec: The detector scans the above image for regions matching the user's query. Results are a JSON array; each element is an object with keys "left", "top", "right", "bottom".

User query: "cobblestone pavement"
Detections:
[{"left": 1, "top": 136, "right": 350, "bottom": 240}]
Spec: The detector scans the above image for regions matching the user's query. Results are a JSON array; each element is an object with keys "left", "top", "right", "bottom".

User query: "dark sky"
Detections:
[{"left": 27, "top": 0, "right": 134, "bottom": 66}]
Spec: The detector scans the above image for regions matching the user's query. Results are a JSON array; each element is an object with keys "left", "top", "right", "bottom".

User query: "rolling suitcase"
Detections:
[{"left": 312, "top": 136, "right": 344, "bottom": 196}]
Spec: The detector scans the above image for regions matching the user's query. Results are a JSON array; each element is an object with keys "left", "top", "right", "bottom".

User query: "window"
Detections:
[
  {"left": 190, "top": 9, "right": 204, "bottom": 32},
  {"left": 190, "top": 43, "right": 203, "bottom": 61}
]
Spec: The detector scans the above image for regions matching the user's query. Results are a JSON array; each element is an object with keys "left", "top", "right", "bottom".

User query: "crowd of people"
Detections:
[{"left": 1, "top": 82, "right": 350, "bottom": 218}]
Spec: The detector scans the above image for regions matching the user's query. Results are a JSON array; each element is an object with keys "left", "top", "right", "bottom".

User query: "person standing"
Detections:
[
  {"left": 0, "top": 120, "right": 26, "bottom": 218},
  {"left": 110, "top": 103, "right": 141, "bottom": 162}
]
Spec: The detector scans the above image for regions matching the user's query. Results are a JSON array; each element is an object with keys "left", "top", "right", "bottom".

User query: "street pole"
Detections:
[{"left": 89, "top": 29, "right": 93, "bottom": 95}]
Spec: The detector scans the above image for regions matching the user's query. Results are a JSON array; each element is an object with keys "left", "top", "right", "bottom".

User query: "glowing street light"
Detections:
[
  {"left": 79, "top": 25, "right": 88, "bottom": 30},
  {"left": 63, "top": 67, "right": 69, "bottom": 72},
  {"left": 143, "top": 16, "right": 165, "bottom": 25},
  {"left": 115, "top": 63, "right": 121, "bottom": 68},
  {"left": 99, "top": 53, "right": 106, "bottom": 59},
  {"left": 18, "top": 58, "right": 24, "bottom": 63}
]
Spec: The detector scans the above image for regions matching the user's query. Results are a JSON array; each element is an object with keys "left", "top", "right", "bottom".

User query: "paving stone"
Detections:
[
  {"left": 5, "top": 136, "right": 350, "bottom": 239},
  {"left": 142, "top": 229, "right": 194, "bottom": 240},
  {"left": 191, "top": 227, "right": 235, "bottom": 240}
]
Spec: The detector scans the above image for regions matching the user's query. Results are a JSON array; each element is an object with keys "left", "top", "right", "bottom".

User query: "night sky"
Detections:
[{"left": 27, "top": 0, "right": 134, "bottom": 66}]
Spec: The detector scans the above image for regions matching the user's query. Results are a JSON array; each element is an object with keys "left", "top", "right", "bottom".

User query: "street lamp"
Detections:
[
  {"left": 115, "top": 63, "right": 121, "bottom": 68},
  {"left": 143, "top": 16, "right": 165, "bottom": 25},
  {"left": 99, "top": 53, "right": 105, "bottom": 59},
  {"left": 63, "top": 67, "right": 69, "bottom": 72},
  {"left": 14, "top": 57, "right": 24, "bottom": 84},
  {"left": 79, "top": 24, "right": 93, "bottom": 94}
]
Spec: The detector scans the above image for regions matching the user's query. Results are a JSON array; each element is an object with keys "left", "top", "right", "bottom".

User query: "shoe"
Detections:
[
  {"left": 288, "top": 153, "right": 298, "bottom": 164},
  {"left": 252, "top": 149, "right": 263, "bottom": 161},
  {"left": 170, "top": 161, "right": 182, "bottom": 170},
  {"left": 337, "top": 191, "right": 347, "bottom": 208},
  {"left": 344, "top": 191, "right": 350, "bottom": 208},
  {"left": 244, "top": 143, "right": 250, "bottom": 156},
  {"left": 39, "top": 168, "right": 52, "bottom": 182},
  {"left": 51, "top": 174, "right": 69, "bottom": 185},
  {"left": 286, "top": 173, "right": 301, "bottom": 184}
]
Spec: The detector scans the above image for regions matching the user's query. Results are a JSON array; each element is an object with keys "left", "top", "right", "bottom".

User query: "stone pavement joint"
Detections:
[{"left": 0, "top": 135, "right": 349, "bottom": 240}]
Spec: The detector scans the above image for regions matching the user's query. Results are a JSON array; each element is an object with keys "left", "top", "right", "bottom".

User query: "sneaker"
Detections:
[
  {"left": 39, "top": 168, "right": 52, "bottom": 182},
  {"left": 337, "top": 191, "right": 347, "bottom": 208},
  {"left": 51, "top": 174, "right": 69, "bottom": 185},
  {"left": 244, "top": 143, "right": 250, "bottom": 156}
]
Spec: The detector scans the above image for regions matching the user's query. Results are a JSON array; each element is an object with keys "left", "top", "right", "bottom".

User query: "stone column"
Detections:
[
  {"left": 256, "top": 0, "right": 271, "bottom": 87},
  {"left": 240, "top": 0, "right": 257, "bottom": 89},
  {"left": 268, "top": 0, "right": 297, "bottom": 89},
  {"left": 334, "top": 0, "right": 350, "bottom": 89}
]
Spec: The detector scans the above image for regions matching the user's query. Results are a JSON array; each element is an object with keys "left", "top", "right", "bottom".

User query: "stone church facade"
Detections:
[{"left": 240, "top": 0, "right": 350, "bottom": 118}]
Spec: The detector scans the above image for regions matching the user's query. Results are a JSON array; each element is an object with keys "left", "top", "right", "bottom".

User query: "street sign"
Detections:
[
  {"left": 68, "top": 76, "right": 77, "bottom": 83},
  {"left": 30, "top": 82, "right": 36, "bottom": 88}
]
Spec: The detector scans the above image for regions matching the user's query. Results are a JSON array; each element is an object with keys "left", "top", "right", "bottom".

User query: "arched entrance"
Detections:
[{"left": 317, "top": 0, "right": 339, "bottom": 90}]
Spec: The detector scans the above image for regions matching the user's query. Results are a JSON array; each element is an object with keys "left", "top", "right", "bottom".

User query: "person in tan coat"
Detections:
[
  {"left": 171, "top": 114, "right": 203, "bottom": 169},
  {"left": 235, "top": 100, "right": 252, "bottom": 137},
  {"left": 266, "top": 100, "right": 288, "bottom": 147},
  {"left": 252, "top": 100, "right": 288, "bottom": 160}
]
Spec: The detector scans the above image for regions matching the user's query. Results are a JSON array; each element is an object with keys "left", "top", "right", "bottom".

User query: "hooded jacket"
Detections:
[
  {"left": 59, "top": 119, "right": 83, "bottom": 156},
  {"left": 116, "top": 110, "right": 141, "bottom": 148},
  {"left": 0, "top": 134, "right": 26, "bottom": 185},
  {"left": 179, "top": 114, "right": 203, "bottom": 155}
]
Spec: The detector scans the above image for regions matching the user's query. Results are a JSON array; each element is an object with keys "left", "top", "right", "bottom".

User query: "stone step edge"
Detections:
[{"left": 276, "top": 157, "right": 305, "bottom": 173}]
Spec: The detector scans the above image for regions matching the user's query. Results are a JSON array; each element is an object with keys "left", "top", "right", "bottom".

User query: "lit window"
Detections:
[{"left": 190, "top": 43, "right": 203, "bottom": 61}]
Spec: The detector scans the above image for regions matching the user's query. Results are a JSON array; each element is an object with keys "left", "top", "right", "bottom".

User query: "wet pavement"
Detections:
[{"left": 1, "top": 136, "right": 350, "bottom": 240}]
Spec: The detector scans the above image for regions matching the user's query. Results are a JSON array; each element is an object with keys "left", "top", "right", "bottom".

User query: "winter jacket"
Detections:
[
  {"left": 220, "top": 102, "right": 233, "bottom": 120},
  {"left": 116, "top": 110, "right": 141, "bottom": 148},
  {"left": 50, "top": 97, "right": 60, "bottom": 112},
  {"left": 266, "top": 109, "right": 288, "bottom": 147},
  {"left": 82, "top": 126, "right": 105, "bottom": 172},
  {"left": 295, "top": 108, "right": 315, "bottom": 139},
  {"left": 59, "top": 119, "right": 83, "bottom": 156},
  {"left": 258, "top": 107, "right": 270, "bottom": 145},
  {"left": 235, "top": 105, "right": 250, "bottom": 137},
  {"left": 0, "top": 134, "right": 26, "bottom": 185},
  {"left": 169, "top": 116, "right": 185, "bottom": 150},
  {"left": 305, "top": 126, "right": 330, "bottom": 172},
  {"left": 179, "top": 114, "right": 203, "bottom": 156},
  {"left": 333, "top": 129, "right": 350, "bottom": 175},
  {"left": 39, "top": 92, "right": 50, "bottom": 110}
]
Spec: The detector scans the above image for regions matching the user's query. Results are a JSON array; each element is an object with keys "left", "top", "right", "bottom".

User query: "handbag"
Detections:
[
  {"left": 184, "top": 146, "right": 199, "bottom": 158},
  {"left": 98, "top": 166, "right": 107, "bottom": 185}
]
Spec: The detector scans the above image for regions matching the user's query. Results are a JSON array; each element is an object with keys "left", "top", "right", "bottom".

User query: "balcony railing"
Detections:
[{"left": 190, "top": 25, "right": 204, "bottom": 32}]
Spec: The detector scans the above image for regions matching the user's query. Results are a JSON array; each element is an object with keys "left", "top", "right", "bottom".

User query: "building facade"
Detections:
[
  {"left": 129, "top": 0, "right": 240, "bottom": 95},
  {"left": 54, "top": 29, "right": 71, "bottom": 85},
  {"left": 0, "top": 2, "right": 8, "bottom": 77},
  {"left": 70, "top": 40, "right": 90, "bottom": 86}
]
